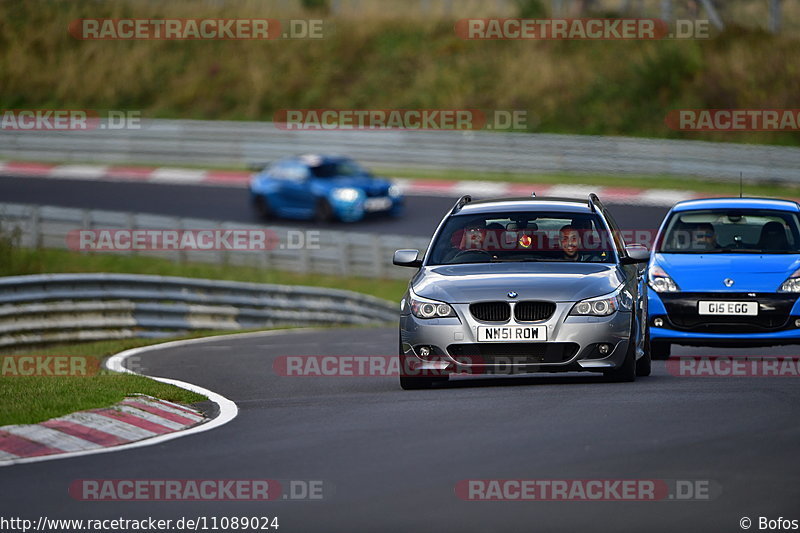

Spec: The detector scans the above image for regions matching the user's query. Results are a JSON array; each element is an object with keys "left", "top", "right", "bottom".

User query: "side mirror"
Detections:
[
  {"left": 393, "top": 249, "right": 422, "bottom": 268},
  {"left": 621, "top": 244, "right": 650, "bottom": 265}
]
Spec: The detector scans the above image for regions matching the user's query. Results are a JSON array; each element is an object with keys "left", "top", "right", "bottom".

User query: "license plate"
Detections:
[
  {"left": 477, "top": 326, "right": 547, "bottom": 342},
  {"left": 364, "top": 197, "right": 392, "bottom": 212},
  {"left": 698, "top": 301, "right": 758, "bottom": 316}
]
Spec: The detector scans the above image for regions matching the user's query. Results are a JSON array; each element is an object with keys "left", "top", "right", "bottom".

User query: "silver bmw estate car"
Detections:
[{"left": 393, "top": 194, "right": 651, "bottom": 389}]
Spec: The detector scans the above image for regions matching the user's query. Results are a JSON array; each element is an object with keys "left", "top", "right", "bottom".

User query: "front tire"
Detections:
[
  {"left": 400, "top": 375, "right": 442, "bottom": 390},
  {"left": 604, "top": 323, "right": 637, "bottom": 383},
  {"left": 253, "top": 195, "right": 272, "bottom": 220},
  {"left": 636, "top": 320, "right": 652, "bottom": 377},
  {"left": 314, "top": 198, "right": 335, "bottom": 223},
  {"left": 651, "top": 342, "right": 671, "bottom": 360},
  {"left": 636, "top": 347, "right": 652, "bottom": 377}
]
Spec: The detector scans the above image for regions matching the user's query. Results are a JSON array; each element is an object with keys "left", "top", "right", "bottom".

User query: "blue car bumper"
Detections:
[
  {"left": 331, "top": 196, "right": 403, "bottom": 222},
  {"left": 648, "top": 290, "right": 800, "bottom": 345}
]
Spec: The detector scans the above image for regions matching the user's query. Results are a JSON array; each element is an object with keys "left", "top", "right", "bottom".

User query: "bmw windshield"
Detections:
[
  {"left": 658, "top": 209, "right": 800, "bottom": 254},
  {"left": 427, "top": 211, "right": 616, "bottom": 265}
]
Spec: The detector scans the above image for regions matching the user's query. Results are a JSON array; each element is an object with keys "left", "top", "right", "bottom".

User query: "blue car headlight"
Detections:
[
  {"left": 388, "top": 185, "right": 402, "bottom": 198},
  {"left": 331, "top": 188, "right": 361, "bottom": 203},
  {"left": 779, "top": 269, "right": 800, "bottom": 292},
  {"left": 648, "top": 265, "right": 680, "bottom": 293}
]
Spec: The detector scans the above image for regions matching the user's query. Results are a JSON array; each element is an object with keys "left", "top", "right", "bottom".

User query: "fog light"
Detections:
[
  {"left": 598, "top": 344, "right": 611, "bottom": 355},
  {"left": 418, "top": 346, "right": 431, "bottom": 358},
  {"left": 653, "top": 318, "right": 664, "bottom": 327},
  {"left": 795, "top": 319, "right": 800, "bottom": 328}
]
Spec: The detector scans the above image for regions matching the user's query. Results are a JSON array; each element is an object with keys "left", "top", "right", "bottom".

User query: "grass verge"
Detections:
[{"left": 0, "top": 331, "right": 248, "bottom": 426}]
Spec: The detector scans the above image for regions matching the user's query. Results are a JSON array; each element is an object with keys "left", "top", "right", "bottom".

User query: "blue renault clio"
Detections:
[
  {"left": 648, "top": 197, "right": 800, "bottom": 358},
  {"left": 249, "top": 154, "right": 403, "bottom": 223}
]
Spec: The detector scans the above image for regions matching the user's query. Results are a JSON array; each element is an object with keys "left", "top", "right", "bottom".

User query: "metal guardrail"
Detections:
[
  {"left": 0, "top": 273, "right": 399, "bottom": 349},
  {"left": 1, "top": 119, "right": 798, "bottom": 181},
  {"left": 0, "top": 202, "right": 430, "bottom": 280}
]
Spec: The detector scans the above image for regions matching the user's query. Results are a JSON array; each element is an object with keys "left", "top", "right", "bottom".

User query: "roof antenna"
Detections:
[{"left": 739, "top": 172, "right": 743, "bottom": 198}]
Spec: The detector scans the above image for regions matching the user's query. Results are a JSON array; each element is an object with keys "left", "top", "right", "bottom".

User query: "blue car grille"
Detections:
[{"left": 660, "top": 293, "right": 798, "bottom": 333}]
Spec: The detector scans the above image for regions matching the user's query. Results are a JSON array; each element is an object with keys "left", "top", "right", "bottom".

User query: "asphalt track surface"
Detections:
[
  {"left": 1, "top": 175, "right": 798, "bottom": 531},
  {"left": 1, "top": 328, "right": 799, "bottom": 532},
  {"left": 0, "top": 175, "right": 668, "bottom": 237}
]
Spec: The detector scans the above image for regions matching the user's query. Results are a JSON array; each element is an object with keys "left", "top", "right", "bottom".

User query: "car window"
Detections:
[
  {"left": 309, "top": 160, "right": 366, "bottom": 178},
  {"left": 268, "top": 161, "right": 292, "bottom": 180},
  {"left": 427, "top": 211, "right": 615, "bottom": 265},
  {"left": 284, "top": 162, "right": 309, "bottom": 181},
  {"left": 658, "top": 209, "right": 800, "bottom": 253}
]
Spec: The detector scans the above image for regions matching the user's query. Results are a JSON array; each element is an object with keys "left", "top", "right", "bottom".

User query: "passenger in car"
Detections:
[{"left": 558, "top": 225, "right": 581, "bottom": 261}]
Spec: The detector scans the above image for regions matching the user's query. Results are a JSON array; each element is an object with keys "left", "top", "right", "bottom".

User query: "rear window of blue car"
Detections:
[{"left": 658, "top": 209, "right": 800, "bottom": 254}]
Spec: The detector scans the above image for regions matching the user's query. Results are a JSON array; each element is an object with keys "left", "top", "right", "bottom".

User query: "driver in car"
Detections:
[
  {"left": 440, "top": 218, "right": 487, "bottom": 263},
  {"left": 693, "top": 223, "right": 721, "bottom": 251}
]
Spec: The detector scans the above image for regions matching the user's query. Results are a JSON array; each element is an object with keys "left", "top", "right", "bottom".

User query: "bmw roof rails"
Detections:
[
  {"left": 451, "top": 195, "right": 472, "bottom": 214},
  {"left": 588, "top": 193, "right": 604, "bottom": 213}
]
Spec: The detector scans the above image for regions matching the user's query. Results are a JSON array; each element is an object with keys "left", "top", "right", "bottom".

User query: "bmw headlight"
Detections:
[
  {"left": 408, "top": 293, "right": 456, "bottom": 319},
  {"left": 570, "top": 287, "right": 631, "bottom": 317},
  {"left": 388, "top": 185, "right": 402, "bottom": 198},
  {"left": 779, "top": 268, "right": 800, "bottom": 292},
  {"left": 331, "top": 188, "right": 360, "bottom": 203},
  {"left": 648, "top": 265, "right": 680, "bottom": 293}
]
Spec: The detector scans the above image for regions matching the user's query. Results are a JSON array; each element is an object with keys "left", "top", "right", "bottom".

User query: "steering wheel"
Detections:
[{"left": 451, "top": 249, "right": 492, "bottom": 262}]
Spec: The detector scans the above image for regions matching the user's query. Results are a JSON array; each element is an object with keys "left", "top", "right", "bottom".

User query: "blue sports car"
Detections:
[
  {"left": 648, "top": 197, "right": 800, "bottom": 359},
  {"left": 249, "top": 154, "right": 403, "bottom": 222}
]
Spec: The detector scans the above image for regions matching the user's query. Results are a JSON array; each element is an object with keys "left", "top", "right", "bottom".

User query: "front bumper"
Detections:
[
  {"left": 399, "top": 302, "right": 633, "bottom": 376},
  {"left": 648, "top": 290, "right": 800, "bottom": 346},
  {"left": 332, "top": 195, "right": 403, "bottom": 222}
]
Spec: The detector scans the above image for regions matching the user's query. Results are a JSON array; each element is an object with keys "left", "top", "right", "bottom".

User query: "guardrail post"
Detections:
[
  {"left": 176, "top": 219, "right": 186, "bottom": 264},
  {"left": 127, "top": 213, "right": 137, "bottom": 256},
  {"left": 31, "top": 206, "right": 41, "bottom": 249},
  {"left": 337, "top": 234, "right": 350, "bottom": 276},
  {"left": 298, "top": 234, "right": 310, "bottom": 274},
  {"left": 372, "top": 234, "right": 384, "bottom": 278}
]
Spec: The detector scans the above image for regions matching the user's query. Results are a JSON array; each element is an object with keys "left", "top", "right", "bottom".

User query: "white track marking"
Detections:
[
  {"left": 2, "top": 425, "right": 100, "bottom": 452},
  {"left": 0, "top": 328, "right": 321, "bottom": 467},
  {"left": 114, "top": 405, "right": 186, "bottom": 430}
]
